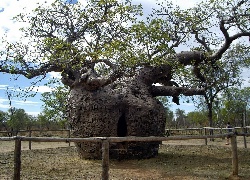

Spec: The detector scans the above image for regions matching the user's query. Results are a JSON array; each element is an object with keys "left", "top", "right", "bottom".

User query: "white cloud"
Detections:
[
  {"left": 0, "top": 97, "right": 8, "bottom": 102},
  {"left": 14, "top": 100, "right": 40, "bottom": 106},
  {"left": 0, "top": 0, "right": 56, "bottom": 47},
  {"left": 14, "top": 85, "right": 54, "bottom": 93},
  {"left": 0, "top": 97, "right": 9, "bottom": 109},
  {"left": 3, "top": 84, "right": 54, "bottom": 96},
  {"left": 171, "top": 0, "right": 200, "bottom": 9},
  {"left": 0, "top": 85, "right": 8, "bottom": 90},
  {"left": 135, "top": 0, "right": 201, "bottom": 10},
  {"left": 0, "top": 97, "right": 40, "bottom": 108},
  {"left": 48, "top": 72, "right": 62, "bottom": 79},
  {"left": 28, "top": 85, "right": 54, "bottom": 93},
  {"left": 0, "top": 104, "right": 9, "bottom": 109},
  {"left": 0, "top": 0, "right": 201, "bottom": 52},
  {"left": 26, "top": 111, "right": 40, "bottom": 116}
]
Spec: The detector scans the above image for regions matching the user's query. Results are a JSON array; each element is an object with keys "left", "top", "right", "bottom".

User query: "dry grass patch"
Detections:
[{"left": 1, "top": 143, "right": 250, "bottom": 179}]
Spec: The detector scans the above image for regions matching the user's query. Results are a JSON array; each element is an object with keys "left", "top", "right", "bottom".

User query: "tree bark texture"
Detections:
[
  {"left": 65, "top": 52, "right": 208, "bottom": 159},
  {"left": 68, "top": 76, "right": 166, "bottom": 159}
]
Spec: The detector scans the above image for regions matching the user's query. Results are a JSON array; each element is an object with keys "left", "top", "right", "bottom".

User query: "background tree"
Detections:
[
  {"left": 187, "top": 110, "right": 208, "bottom": 127},
  {"left": 165, "top": 106, "right": 174, "bottom": 128},
  {"left": 175, "top": 109, "right": 187, "bottom": 128},
  {"left": 6, "top": 108, "right": 31, "bottom": 135},
  {"left": 0, "top": 110, "right": 8, "bottom": 131},
  {"left": 221, "top": 87, "right": 250, "bottom": 126},
  {"left": 40, "top": 83, "right": 69, "bottom": 129},
  {"left": 36, "top": 113, "right": 50, "bottom": 130},
  {"left": 156, "top": 96, "right": 174, "bottom": 128},
  {"left": 0, "top": 0, "right": 249, "bottom": 159},
  {"left": 184, "top": 44, "right": 244, "bottom": 129}
]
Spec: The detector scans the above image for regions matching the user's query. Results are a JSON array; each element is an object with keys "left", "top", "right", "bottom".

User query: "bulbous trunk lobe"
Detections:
[{"left": 68, "top": 77, "right": 166, "bottom": 159}]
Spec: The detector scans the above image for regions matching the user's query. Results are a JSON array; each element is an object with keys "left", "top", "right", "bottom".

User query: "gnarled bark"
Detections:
[
  {"left": 66, "top": 57, "right": 205, "bottom": 159},
  {"left": 68, "top": 76, "right": 166, "bottom": 159}
]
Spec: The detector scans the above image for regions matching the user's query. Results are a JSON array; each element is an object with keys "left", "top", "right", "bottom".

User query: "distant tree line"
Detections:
[
  {"left": 0, "top": 107, "right": 68, "bottom": 134},
  {"left": 164, "top": 87, "right": 250, "bottom": 128},
  {"left": 1, "top": 85, "right": 249, "bottom": 132}
]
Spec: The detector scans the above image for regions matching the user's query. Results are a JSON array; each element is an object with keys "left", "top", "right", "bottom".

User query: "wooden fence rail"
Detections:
[
  {"left": 0, "top": 129, "right": 71, "bottom": 149},
  {"left": 165, "top": 126, "right": 250, "bottom": 135},
  {"left": 1, "top": 132, "right": 250, "bottom": 180},
  {"left": 1, "top": 127, "right": 249, "bottom": 147},
  {"left": 166, "top": 127, "right": 250, "bottom": 148}
]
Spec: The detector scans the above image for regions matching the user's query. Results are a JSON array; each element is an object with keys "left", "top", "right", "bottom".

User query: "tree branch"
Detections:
[
  {"left": 151, "top": 86, "right": 205, "bottom": 97},
  {"left": 194, "top": 32, "right": 211, "bottom": 52},
  {"left": 209, "top": 30, "right": 250, "bottom": 60},
  {"left": 0, "top": 63, "right": 62, "bottom": 79},
  {"left": 175, "top": 51, "right": 206, "bottom": 65}
]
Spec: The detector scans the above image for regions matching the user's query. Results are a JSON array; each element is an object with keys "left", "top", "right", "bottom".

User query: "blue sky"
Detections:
[
  {"left": 1, "top": 0, "right": 248, "bottom": 116},
  {"left": 0, "top": 72, "right": 60, "bottom": 116}
]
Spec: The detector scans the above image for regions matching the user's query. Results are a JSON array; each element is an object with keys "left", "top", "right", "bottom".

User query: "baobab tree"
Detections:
[{"left": 0, "top": 0, "right": 249, "bottom": 159}]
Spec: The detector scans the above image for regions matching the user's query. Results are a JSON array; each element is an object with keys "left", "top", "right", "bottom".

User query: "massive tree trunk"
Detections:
[
  {"left": 63, "top": 51, "right": 206, "bottom": 159},
  {"left": 68, "top": 74, "right": 166, "bottom": 159}
]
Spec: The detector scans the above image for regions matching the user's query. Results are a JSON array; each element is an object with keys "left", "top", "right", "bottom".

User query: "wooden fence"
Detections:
[
  {"left": 0, "top": 129, "right": 71, "bottom": 148},
  {"left": 0, "top": 127, "right": 249, "bottom": 152},
  {"left": 0, "top": 129, "right": 70, "bottom": 137},
  {"left": 166, "top": 126, "right": 250, "bottom": 148},
  {"left": 1, "top": 132, "right": 250, "bottom": 180},
  {"left": 166, "top": 126, "right": 250, "bottom": 135}
]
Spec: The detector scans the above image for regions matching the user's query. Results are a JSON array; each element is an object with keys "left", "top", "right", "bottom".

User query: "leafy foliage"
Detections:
[
  {"left": 185, "top": 51, "right": 244, "bottom": 127},
  {"left": 0, "top": 0, "right": 250, "bottom": 129},
  {"left": 175, "top": 108, "right": 187, "bottom": 128},
  {"left": 7, "top": 108, "right": 32, "bottom": 131},
  {"left": 220, "top": 87, "right": 250, "bottom": 126},
  {"left": 38, "top": 84, "right": 69, "bottom": 129},
  {"left": 0, "top": 110, "right": 8, "bottom": 131},
  {"left": 187, "top": 111, "right": 208, "bottom": 127}
]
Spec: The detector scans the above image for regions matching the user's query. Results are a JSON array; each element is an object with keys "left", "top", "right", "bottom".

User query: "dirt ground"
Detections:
[{"left": 0, "top": 137, "right": 250, "bottom": 180}]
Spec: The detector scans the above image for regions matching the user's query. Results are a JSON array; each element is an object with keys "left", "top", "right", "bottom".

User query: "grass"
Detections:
[{"left": 0, "top": 139, "right": 250, "bottom": 179}]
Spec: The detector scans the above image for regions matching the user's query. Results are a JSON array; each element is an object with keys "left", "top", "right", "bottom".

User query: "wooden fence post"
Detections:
[
  {"left": 14, "top": 137, "right": 22, "bottom": 180},
  {"left": 243, "top": 127, "right": 247, "bottom": 148},
  {"left": 204, "top": 138, "right": 207, "bottom": 145},
  {"left": 29, "top": 130, "right": 32, "bottom": 150},
  {"left": 102, "top": 139, "right": 109, "bottom": 180},
  {"left": 203, "top": 128, "right": 208, "bottom": 145},
  {"left": 231, "top": 135, "right": 238, "bottom": 176},
  {"left": 68, "top": 130, "right": 71, "bottom": 147}
]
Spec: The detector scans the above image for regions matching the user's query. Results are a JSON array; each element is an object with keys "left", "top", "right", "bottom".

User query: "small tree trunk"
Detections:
[{"left": 208, "top": 103, "right": 214, "bottom": 141}]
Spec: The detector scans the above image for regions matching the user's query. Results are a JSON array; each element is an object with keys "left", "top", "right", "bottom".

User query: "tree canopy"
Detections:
[{"left": 0, "top": 0, "right": 249, "bottom": 103}]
